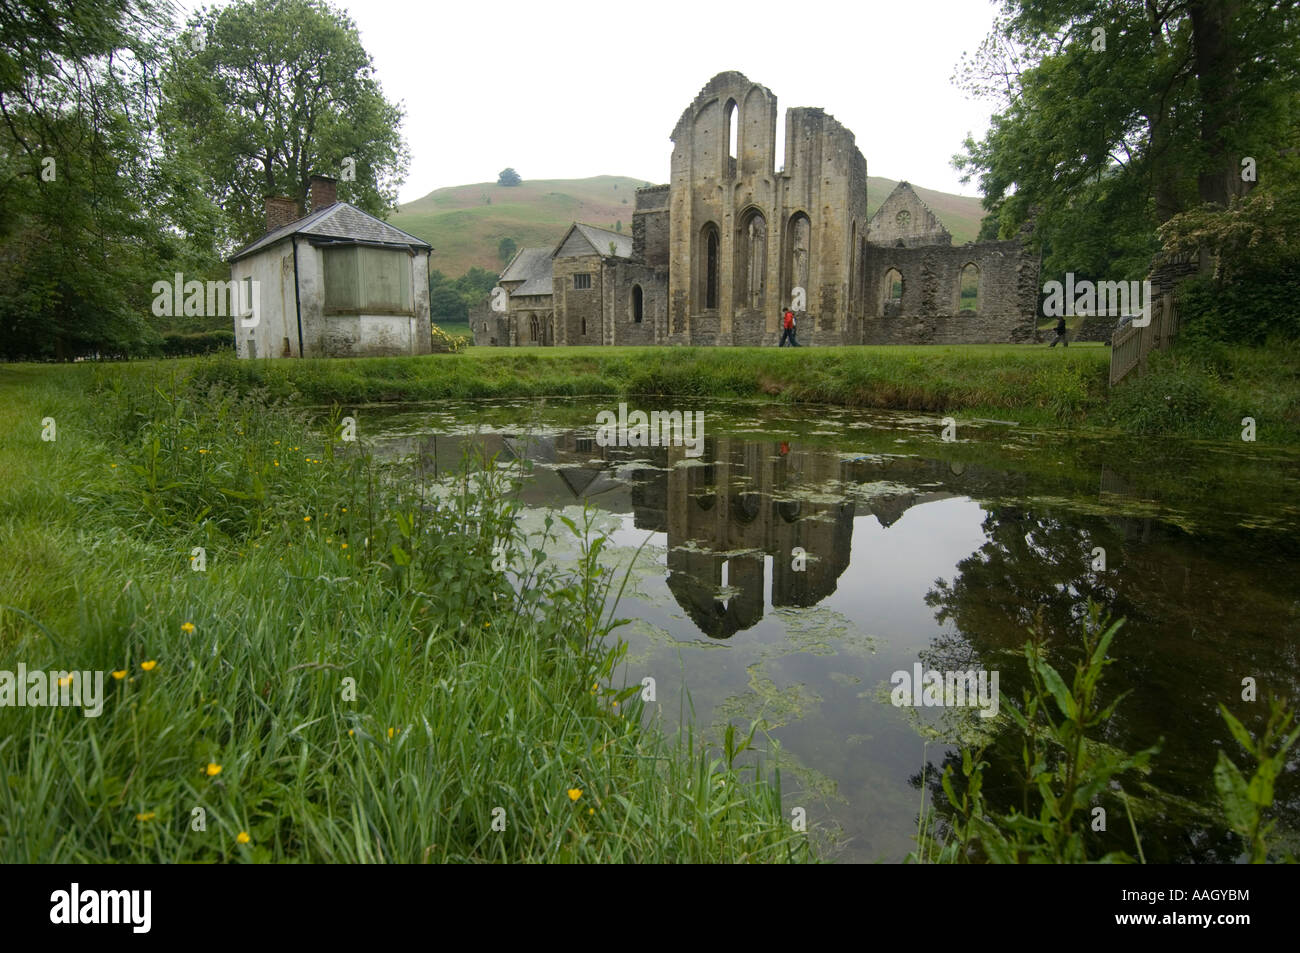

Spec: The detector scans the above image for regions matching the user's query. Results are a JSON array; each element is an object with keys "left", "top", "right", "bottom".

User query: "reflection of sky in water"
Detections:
[{"left": 363, "top": 403, "right": 1300, "bottom": 863}]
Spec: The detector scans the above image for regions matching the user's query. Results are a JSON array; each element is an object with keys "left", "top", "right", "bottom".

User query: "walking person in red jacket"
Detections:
[{"left": 779, "top": 307, "right": 799, "bottom": 347}]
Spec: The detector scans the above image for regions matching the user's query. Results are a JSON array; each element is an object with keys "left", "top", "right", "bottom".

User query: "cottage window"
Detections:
[
  {"left": 573, "top": 274, "right": 592, "bottom": 290},
  {"left": 323, "top": 246, "right": 413, "bottom": 313}
]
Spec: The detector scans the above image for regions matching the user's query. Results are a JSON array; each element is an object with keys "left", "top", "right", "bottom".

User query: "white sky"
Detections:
[{"left": 177, "top": 0, "right": 1001, "bottom": 203}]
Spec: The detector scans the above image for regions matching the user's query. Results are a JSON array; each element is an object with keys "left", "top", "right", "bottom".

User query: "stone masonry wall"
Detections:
[
  {"left": 633, "top": 185, "right": 670, "bottom": 268},
  {"left": 860, "top": 239, "right": 1038, "bottom": 344}
]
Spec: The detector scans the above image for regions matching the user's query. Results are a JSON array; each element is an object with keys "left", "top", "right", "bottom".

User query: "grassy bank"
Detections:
[
  {"left": 120, "top": 341, "right": 1299, "bottom": 442},
  {"left": 0, "top": 364, "right": 806, "bottom": 862}
]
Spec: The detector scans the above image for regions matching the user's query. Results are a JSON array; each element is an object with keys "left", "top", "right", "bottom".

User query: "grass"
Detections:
[
  {"left": 163, "top": 340, "right": 1298, "bottom": 442},
  {"left": 0, "top": 363, "right": 808, "bottom": 862},
  {"left": 170, "top": 344, "right": 1111, "bottom": 430}
]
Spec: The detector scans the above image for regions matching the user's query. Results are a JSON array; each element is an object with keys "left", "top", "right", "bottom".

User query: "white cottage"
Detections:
[{"left": 228, "top": 175, "right": 433, "bottom": 358}]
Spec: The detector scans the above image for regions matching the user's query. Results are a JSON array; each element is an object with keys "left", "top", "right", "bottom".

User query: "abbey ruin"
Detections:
[{"left": 472, "top": 71, "right": 1040, "bottom": 347}]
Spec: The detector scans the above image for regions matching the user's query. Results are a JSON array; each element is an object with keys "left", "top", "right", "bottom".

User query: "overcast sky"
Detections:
[{"left": 180, "top": 0, "right": 1003, "bottom": 203}]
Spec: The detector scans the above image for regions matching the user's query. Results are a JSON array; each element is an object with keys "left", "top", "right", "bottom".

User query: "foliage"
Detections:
[
  {"left": 0, "top": 0, "right": 214, "bottom": 360},
  {"left": 160, "top": 330, "right": 236, "bottom": 357},
  {"left": 914, "top": 603, "right": 1159, "bottom": 863},
  {"left": 498, "top": 237, "right": 518, "bottom": 263},
  {"left": 497, "top": 168, "right": 522, "bottom": 187},
  {"left": 1214, "top": 700, "right": 1300, "bottom": 863},
  {"left": 161, "top": 0, "right": 409, "bottom": 251},
  {"left": 429, "top": 324, "right": 467, "bottom": 353},
  {"left": 954, "top": 1, "right": 1300, "bottom": 284},
  {"left": 428, "top": 268, "right": 499, "bottom": 323},
  {"left": 0, "top": 365, "right": 808, "bottom": 862},
  {"left": 1158, "top": 180, "right": 1300, "bottom": 344}
]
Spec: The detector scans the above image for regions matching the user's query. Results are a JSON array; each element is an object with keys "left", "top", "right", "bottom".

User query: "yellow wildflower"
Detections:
[
  {"left": 181, "top": 622, "right": 195, "bottom": 634},
  {"left": 236, "top": 831, "right": 250, "bottom": 845},
  {"left": 140, "top": 660, "right": 157, "bottom": 671},
  {"left": 567, "top": 788, "right": 582, "bottom": 802},
  {"left": 303, "top": 515, "right": 311, "bottom": 522},
  {"left": 205, "top": 763, "right": 222, "bottom": 777},
  {"left": 135, "top": 811, "right": 156, "bottom": 822},
  {"left": 340, "top": 543, "right": 347, "bottom": 549},
  {"left": 111, "top": 670, "right": 126, "bottom": 680}
]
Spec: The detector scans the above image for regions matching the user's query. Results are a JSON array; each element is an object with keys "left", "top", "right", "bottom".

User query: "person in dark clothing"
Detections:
[
  {"left": 779, "top": 307, "right": 799, "bottom": 347},
  {"left": 1049, "top": 315, "right": 1069, "bottom": 347}
]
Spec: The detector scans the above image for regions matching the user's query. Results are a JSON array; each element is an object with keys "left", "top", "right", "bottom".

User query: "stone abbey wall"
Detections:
[
  {"left": 474, "top": 72, "right": 1039, "bottom": 348},
  {"left": 860, "top": 238, "right": 1039, "bottom": 345}
]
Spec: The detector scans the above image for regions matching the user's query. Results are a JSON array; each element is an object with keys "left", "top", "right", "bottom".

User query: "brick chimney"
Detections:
[
  {"left": 309, "top": 174, "right": 338, "bottom": 212},
  {"left": 265, "top": 196, "right": 299, "bottom": 232}
]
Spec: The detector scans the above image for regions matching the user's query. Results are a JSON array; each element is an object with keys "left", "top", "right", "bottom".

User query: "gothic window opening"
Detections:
[
  {"left": 786, "top": 213, "right": 811, "bottom": 307},
  {"left": 701, "top": 224, "right": 720, "bottom": 310},
  {"left": 959, "top": 263, "right": 980, "bottom": 313},
  {"left": 882, "top": 269, "right": 903, "bottom": 317},
  {"left": 725, "top": 100, "right": 738, "bottom": 160},
  {"left": 736, "top": 209, "right": 767, "bottom": 312},
  {"left": 632, "top": 284, "right": 643, "bottom": 323}
]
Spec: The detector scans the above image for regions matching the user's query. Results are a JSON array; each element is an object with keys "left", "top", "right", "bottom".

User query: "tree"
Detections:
[
  {"left": 952, "top": 1, "right": 1300, "bottom": 283},
  {"left": 161, "top": 0, "right": 410, "bottom": 251},
  {"left": 498, "top": 237, "right": 517, "bottom": 262},
  {"left": 497, "top": 167, "right": 521, "bottom": 187},
  {"left": 0, "top": 0, "right": 202, "bottom": 359}
]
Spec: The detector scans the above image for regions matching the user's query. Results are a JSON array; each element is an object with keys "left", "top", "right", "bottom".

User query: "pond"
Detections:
[{"left": 361, "top": 396, "right": 1300, "bottom": 863}]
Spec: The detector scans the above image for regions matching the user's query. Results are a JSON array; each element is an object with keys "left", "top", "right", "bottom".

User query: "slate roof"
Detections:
[
  {"left": 501, "top": 246, "right": 553, "bottom": 296},
  {"left": 228, "top": 202, "right": 432, "bottom": 263},
  {"left": 566, "top": 223, "right": 633, "bottom": 259}
]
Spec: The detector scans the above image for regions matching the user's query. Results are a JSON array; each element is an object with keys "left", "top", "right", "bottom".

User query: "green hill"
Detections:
[{"left": 391, "top": 174, "right": 988, "bottom": 277}]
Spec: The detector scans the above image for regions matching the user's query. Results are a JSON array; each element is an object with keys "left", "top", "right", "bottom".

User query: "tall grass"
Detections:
[{"left": 0, "top": 365, "right": 807, "bottom": 862}]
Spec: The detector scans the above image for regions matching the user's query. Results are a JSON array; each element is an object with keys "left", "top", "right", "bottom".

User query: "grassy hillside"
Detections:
[
  {"left": 392, "top": 175, "right": 988, "bottom": 277},
  {"left": 392, "top": 176, "right": 646, "bottom": 277}
]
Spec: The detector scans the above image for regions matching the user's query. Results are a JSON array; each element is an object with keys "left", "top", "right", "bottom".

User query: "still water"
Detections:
[{"left": 363, "top": 397, "right": 1300, "bottom": 863}]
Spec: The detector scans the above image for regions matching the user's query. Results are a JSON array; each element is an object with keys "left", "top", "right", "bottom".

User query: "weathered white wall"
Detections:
[
  {"left": 231, "top": 245, "right": 300, "bottom": 359},
  {"left": 234, "top": 243, "right": 431, "bottom": 358}
]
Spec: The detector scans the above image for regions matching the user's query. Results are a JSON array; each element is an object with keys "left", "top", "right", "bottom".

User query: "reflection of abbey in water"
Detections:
[
  {"left": 382, "top": 427, "right": 960, "bottom": 639},
  {"left": 501, "top": 431, "right": 956, "bottom": 639}
]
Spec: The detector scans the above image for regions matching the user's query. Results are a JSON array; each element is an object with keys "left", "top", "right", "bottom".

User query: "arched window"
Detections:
[
  {"left": 881, "top": 269, "right": 903, "bottom": 317},
  {"left": 700, "top": 223, "right": 720, "bottom": 310},
  {"left": 958, "top": 263, "right": 980, "bottom": 313},
  {"left": 736, "top": 208, "right": 766, "bottom": 312},
  {"left": 529, "top": 314, "right": 539, "bottom": 341},
  {"left": 631, "top": 284, "right": 643, "bottom": 323},
  {"left": 725, "top": 100, "right": 738, "bottom": 160},
  {"left": 786, "top": 213, "right": 811, "bottom": 307}
]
